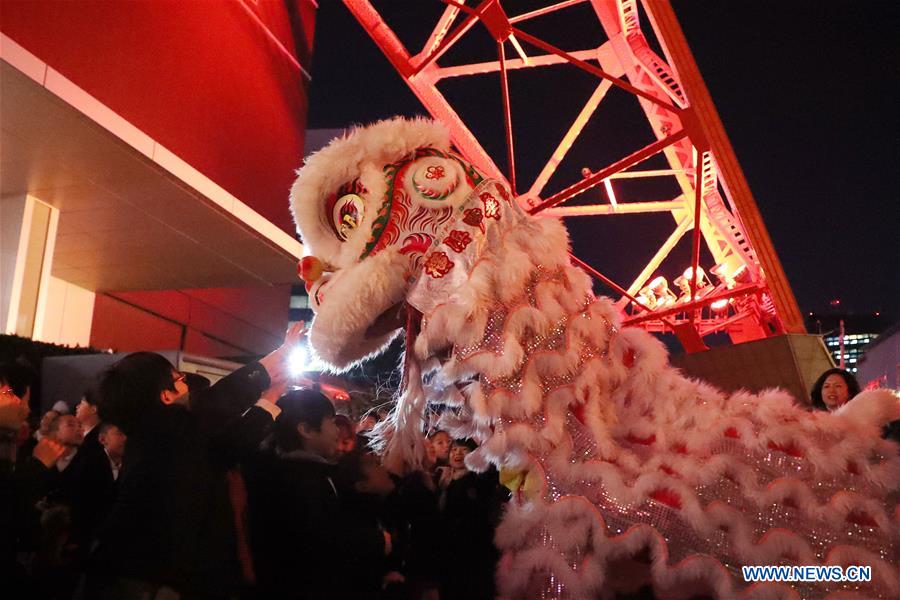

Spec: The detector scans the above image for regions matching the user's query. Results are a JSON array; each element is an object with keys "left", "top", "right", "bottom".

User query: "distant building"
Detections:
[
  {"left": 856, "top": 322, "right": 899, "bottom": 389},
  {"left": 806, "top": 312, "right": 889, "bottom": 374},
  {"left": 823, "top": 332, "right": 877, "bottom": 373}
]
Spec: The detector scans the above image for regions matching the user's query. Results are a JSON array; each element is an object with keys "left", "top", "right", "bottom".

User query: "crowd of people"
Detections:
[
  {"left": 1, "top": 324, "right": 506, "bottom": 600},
  {"left": 3, "top": 314, "right": 896, "bottom": 600}
]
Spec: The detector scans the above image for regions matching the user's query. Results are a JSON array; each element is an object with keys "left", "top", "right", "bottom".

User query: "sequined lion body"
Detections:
[{"left": 291, "top": 117, "right": 899, "bottom": 599}]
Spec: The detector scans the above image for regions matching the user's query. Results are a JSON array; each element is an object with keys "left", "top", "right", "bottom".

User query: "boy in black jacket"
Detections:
[
  {"left": 334, "top": 446, "right": 401, "bottom": 598},
  {"left": 86, "top": 324, "right": 304, "bottom": 598},
  {"left": 244, "top": 389, "right": 390, "bottom": 599}
]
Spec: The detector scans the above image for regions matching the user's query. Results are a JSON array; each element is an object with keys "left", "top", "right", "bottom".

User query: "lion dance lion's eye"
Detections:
[
  {"left": 328, "top": 180, "right": 366, "bottom": 242},
  {"left": 332, "top": 193, "right": 364, "bottom": 241}
]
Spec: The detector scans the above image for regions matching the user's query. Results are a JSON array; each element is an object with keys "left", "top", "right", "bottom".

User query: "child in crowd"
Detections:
[
  {"left": 334, "top": 414, "right": 357, "bottom": 456},
  {"left": 357, "top": 409, "right": 381, "bottom": 433},
  {"left": 334, "top": 447, "right": 402, "bottom": 598},
  {"left": 428, "top": 429, "right": 451, "bottom": 467},
  {"left": 47, "top": 414, "right": 83, "bottom": 473},
  {"left": 393, "top": 435, "right": 443, "bottom": 598},
  {"left": 438, "top": 438, "right": 506, "bottom": 600}
]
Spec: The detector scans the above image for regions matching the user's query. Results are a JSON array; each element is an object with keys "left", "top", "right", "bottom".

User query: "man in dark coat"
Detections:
[
  {"left": 243, "top": 389, "right": 390, "bottom": 599},
  {"left": 86, "top": 324, "right": 304, "bottom": 598},
  {"left": 54, "top": 389, "right": 107, "bottom": 546},
  {"left": 56, "top": 421, "right": 123, "bottom": 550},
  {"left": 75, "top": 389, "right": 103, "bottom": 458}
]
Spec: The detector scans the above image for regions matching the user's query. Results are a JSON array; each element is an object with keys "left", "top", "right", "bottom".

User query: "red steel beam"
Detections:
[
  {"left": 529, "top": 129, "right": 688, "bottom": 214},
  {"left": 569, "top": 254, "right": 677, "bottom": 328},
  {"left": 412, "top": 0, "right": 486, "bottom": 75},
  {"left": 434, "top": 48, "right": 599, "bottom": 79},
  {"left": 419, "top": 2, "right": 464, "bottom": 58},
  {"left": 498, "top": 40, "right": 517, "bottom": 195},
  {"left": 624, "top": 282, "right": 761, "bottom": 326},
  {"left": 510, "top": 29, "right": 676, "bottom": 111},
  {"left": 644, "top": 0, "right": 804, "bottom": 334},
  {"left": 541, "top": 199, "right": 682, "bottom": 217},
  {"left": 689, "top": 147, "right": 707, "bottom": 321},
  {"left": 509, "top": 0, "right": 588, "bottom": 24},
  {"left": 442, "top": 0, "right": 677, "bottom": 111}
]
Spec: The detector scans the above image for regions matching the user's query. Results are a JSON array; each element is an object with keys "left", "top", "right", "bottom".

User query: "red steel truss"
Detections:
[{"left": 343, "top": 0, "right": 805, "bottom": 351}]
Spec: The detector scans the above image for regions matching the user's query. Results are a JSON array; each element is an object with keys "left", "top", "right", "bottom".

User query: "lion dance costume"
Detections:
[{"left": 291, "top": 118, "right": 899, "bottom": 599}]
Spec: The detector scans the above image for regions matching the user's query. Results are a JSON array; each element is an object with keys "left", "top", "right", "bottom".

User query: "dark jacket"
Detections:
[
  {"left": 439, "top": 469, "right": 506, "bottom": 600},
  {"left": 79, "top": 423, "right": 103, "bottom": 462},
  {"left": 244, "top": 446, "right": 386, "bottom": 599},
  {"left": 90, "top": 362, "right": 271, "bottom": 596},
  {"left": 340, "top": 491, "right": 395, "bottom": 598},
  {"left": 1, "top": 432, "right": 55, "bottom": 589},
  {"left": 395, "top": 470, "right": 443, "bottom": 583},
  {"left": 56, "top": 424, "right": 115, "bottom": 550}
]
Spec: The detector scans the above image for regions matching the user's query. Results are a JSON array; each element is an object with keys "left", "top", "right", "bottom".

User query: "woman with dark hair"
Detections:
[{"left": 810, "top": 367, "right": 860, "bottom": 411}]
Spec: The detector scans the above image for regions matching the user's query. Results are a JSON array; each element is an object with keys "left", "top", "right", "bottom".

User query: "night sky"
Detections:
[{"left": 305, "top": 1, "right": 898, "bottom": 318}]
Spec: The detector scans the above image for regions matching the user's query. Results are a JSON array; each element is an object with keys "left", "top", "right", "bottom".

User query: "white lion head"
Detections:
[{"left": 291, "top": 117, "right": 487, "bottom": 369}]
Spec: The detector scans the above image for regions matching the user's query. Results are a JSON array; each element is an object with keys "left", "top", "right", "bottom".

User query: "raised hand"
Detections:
[
  {"left": 33, "top": 437, "right": 66, "bottom": 468},
  {"left": 258, "top": 321, "right": 309, "bottom": 389}
]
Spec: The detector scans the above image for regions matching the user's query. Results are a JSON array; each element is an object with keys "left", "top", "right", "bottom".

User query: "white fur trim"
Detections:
[
  {"left": 291, "top": 117, "right": 451, "bottom": 269},
  {"left": 307, "top": 246, "right": 408, "bottom": 371},
  {"left": 834, "top": 389, "right": 900, "bottom": 432}
]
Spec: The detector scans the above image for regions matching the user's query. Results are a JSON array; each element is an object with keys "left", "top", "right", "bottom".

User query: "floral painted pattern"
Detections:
[
  {"left": 463, "top": 207, "right": 485, "bottom": 232},
  {"left": 425, "top": 165, "right": 445, "bottom": 180},
  {"left": 480, "top": 192, "right": 501, "bottom": 220},
  {"left": 444, "top": 229, "right": 472, "bottom": 253},
  {"left": 424, "top": 251, "right": 454, "bottom": 278}
]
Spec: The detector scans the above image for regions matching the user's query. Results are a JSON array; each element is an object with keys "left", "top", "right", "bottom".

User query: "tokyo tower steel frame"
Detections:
[{"left": 342, "top": 0, "right": 804, "bottom": 351}]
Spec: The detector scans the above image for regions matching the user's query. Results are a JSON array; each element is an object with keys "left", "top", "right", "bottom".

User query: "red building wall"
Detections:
[
  {"left": 91, "top": 286, "right": 291, "bottom": 357},
  {"left": 1, "top": 0, "right": 313, "bottom": 231},
  {"left": 2, "top": 0, "right": 315, "bottom": 356}
]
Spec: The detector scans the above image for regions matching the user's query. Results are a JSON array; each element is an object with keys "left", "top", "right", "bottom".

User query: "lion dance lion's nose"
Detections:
[{"left": 297, "top": 255, "right": 325, "bottom": 293}]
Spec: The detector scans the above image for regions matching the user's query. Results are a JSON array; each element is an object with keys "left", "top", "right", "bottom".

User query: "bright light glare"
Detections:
[
  {"left": 289, "top": 346, "right": 309, "bottom": 377},
  {"left": 710, "top": 299, "right": 729, "bottom": 313}
]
